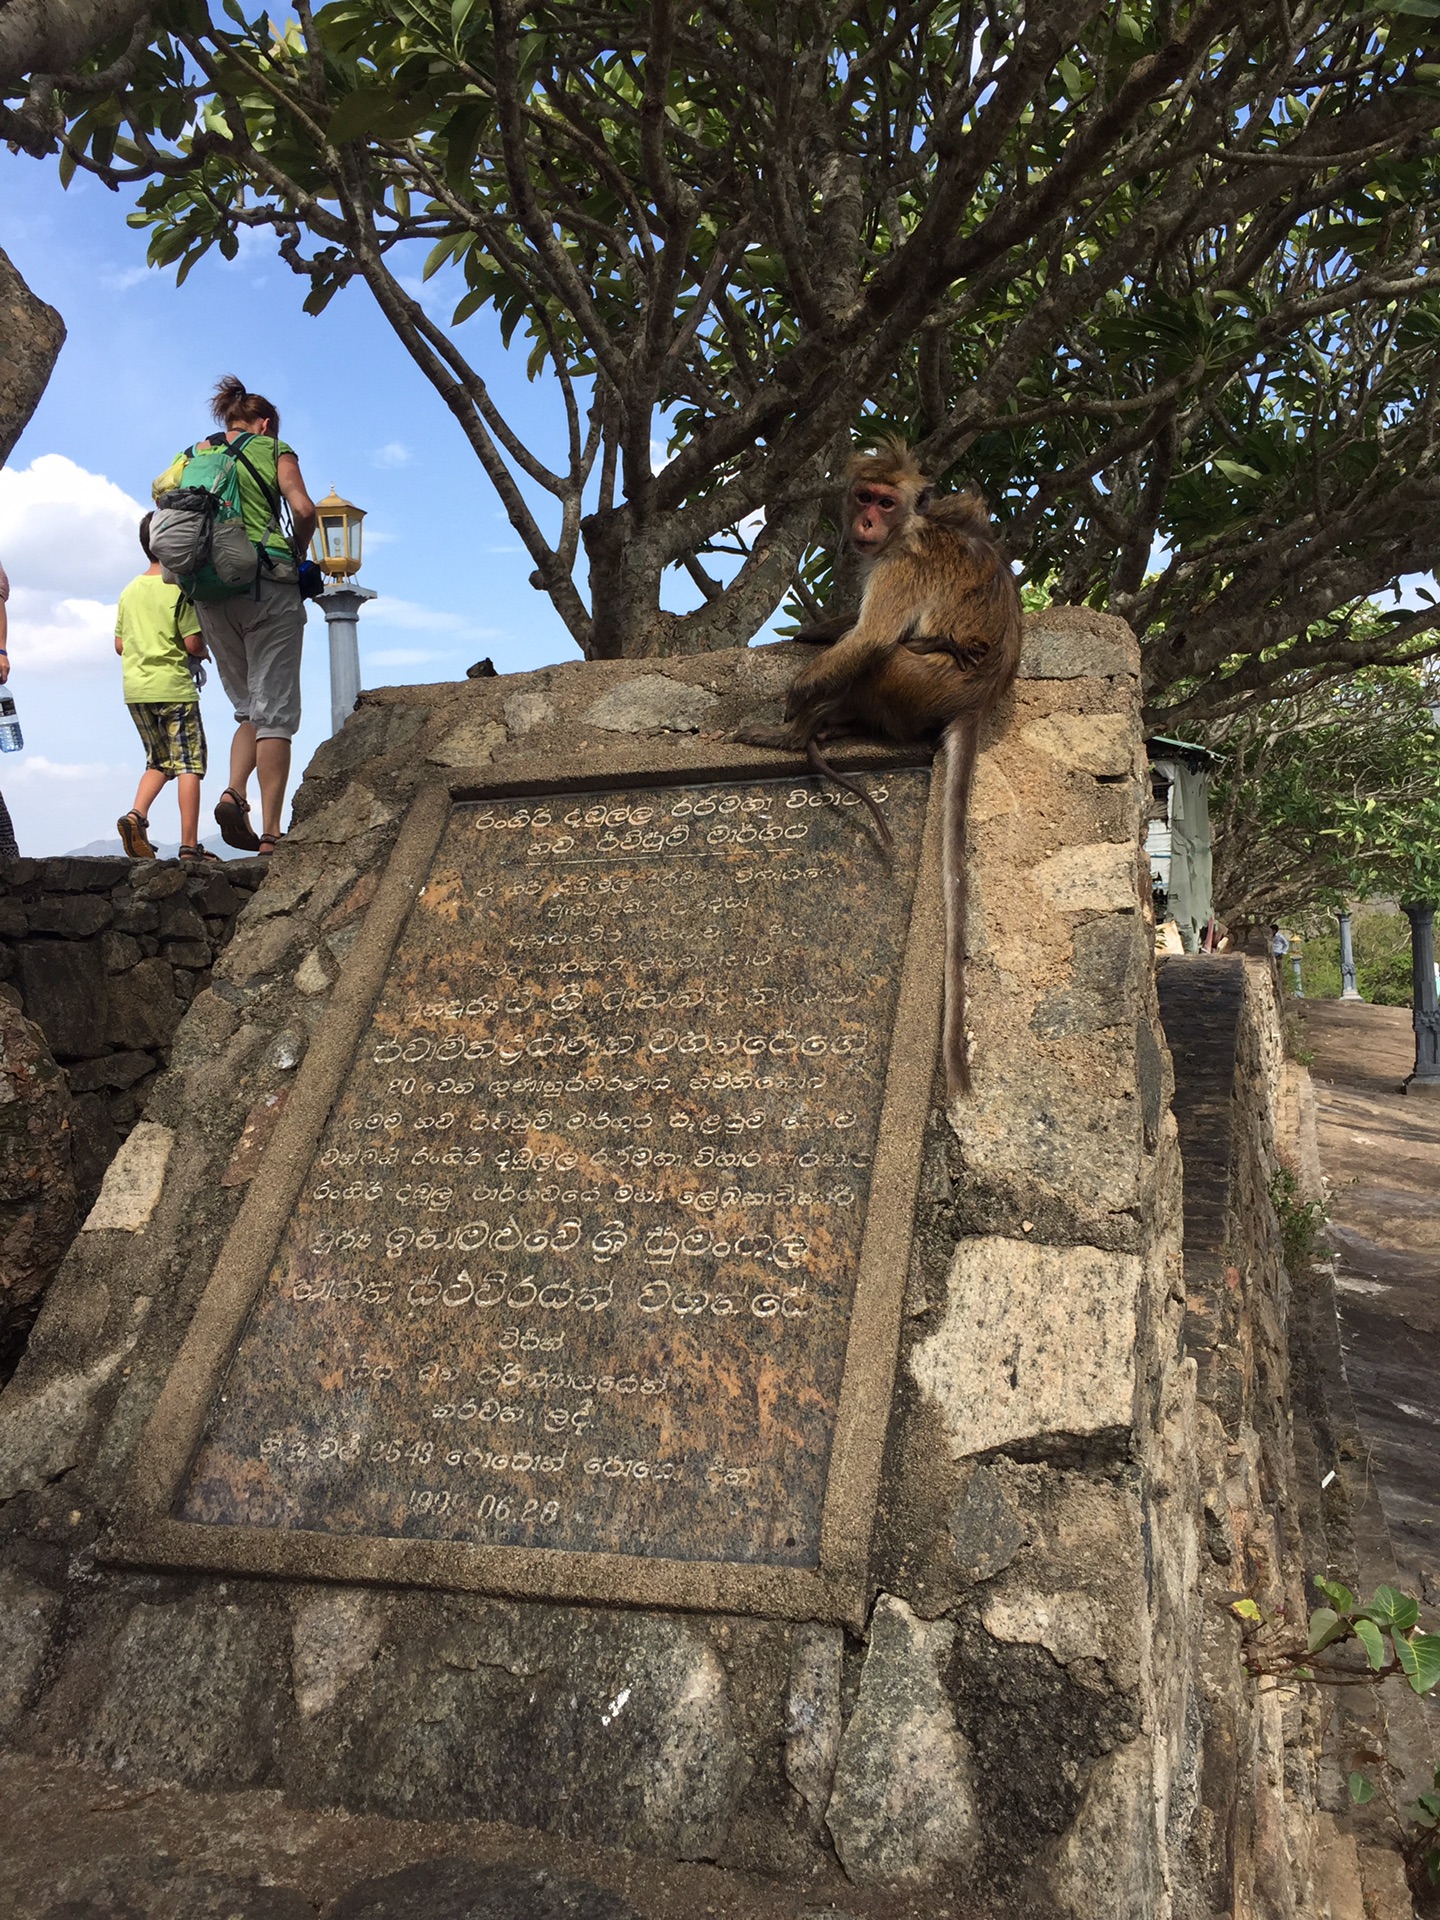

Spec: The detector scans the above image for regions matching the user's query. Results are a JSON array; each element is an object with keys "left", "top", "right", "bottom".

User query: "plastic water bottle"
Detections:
[{"left": 0, "top": 694, "right": 21, "bottom": 754}]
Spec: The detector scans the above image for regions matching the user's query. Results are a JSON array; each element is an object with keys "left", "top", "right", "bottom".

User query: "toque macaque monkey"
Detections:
[{"left": 737, "top": 437, "right": 1022, "bottom": 1096}]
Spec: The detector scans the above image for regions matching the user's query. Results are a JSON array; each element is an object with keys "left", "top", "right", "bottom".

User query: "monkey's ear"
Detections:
[{"left": 916, "top": 486, "right": 933, "bottom": 512}]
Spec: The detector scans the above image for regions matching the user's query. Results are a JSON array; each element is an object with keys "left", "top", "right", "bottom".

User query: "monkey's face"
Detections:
[{"left": 849, "top": 482, "right": 908, "bottom": 556}]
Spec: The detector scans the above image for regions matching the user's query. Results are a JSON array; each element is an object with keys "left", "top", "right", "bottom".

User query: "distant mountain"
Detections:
[{"left": 62, "top": 835, "right": 236, "bottom": 860}]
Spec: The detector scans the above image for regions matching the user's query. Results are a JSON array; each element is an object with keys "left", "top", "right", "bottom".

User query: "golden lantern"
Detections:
[{"left": 312, "top": 487, "right": 366, "bottom": 581}]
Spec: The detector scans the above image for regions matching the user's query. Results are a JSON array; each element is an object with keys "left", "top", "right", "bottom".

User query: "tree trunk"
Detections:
[
  {"left": 0, "top": 0, "right": 151, "bottom": 83},
  {"left": 0, "top": 247, "right": 64, "bottom": 468}
]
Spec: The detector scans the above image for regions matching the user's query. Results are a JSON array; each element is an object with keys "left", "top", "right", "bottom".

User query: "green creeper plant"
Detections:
[
  {"left": 1234, "top": 1577, "right": 1440, "bottom": 1694},
  {"left": 1236, "top": 1576, "right": 1440, "bottom": 1894}
]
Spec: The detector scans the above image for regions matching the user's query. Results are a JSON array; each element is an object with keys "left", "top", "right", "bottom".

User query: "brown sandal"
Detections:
[
  {"left": 179, "top": 844, "right": 221, "bottom": 862},
  {"left": 214, "top": 786, "right": 261, "bottom": 852},
  {"left": 117, "top": 811, "right": 156, "bottom": 859},
  {"left": 257, "top": 833, "right": 283, "bottom": 857}
]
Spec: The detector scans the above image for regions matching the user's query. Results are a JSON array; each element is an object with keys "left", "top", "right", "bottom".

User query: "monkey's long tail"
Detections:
[
  {"left": 941, "top": 711, "right": 980, "bottom": 1099},
  {"left": 805, "top": 738, "right": 894, "bottom": 853}
]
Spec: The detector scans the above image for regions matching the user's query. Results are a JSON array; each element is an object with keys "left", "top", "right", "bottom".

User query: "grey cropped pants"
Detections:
[{"left": 199, "top": 575, "right": 305, "bottom": 741}]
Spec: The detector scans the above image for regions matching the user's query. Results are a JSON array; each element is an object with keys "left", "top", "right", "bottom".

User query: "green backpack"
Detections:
[{"left": 149, "top": 432, "right": 280, "bottom": 601}]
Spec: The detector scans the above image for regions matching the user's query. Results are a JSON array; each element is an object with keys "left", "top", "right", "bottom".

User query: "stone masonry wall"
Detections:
[
  {"left": 0, "top": 856, "right": 265, "bottom": 1207},
  {"left": 0, "top": 617, "right": 1316, "bottom": 1918},
  {"left": 1157, "top": 955, "right": 1324, "bottom": 1920}
]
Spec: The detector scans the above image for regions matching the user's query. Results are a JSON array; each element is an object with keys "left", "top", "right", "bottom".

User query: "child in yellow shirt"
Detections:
[{"left": 115, "top": 514, "right": 216, "bottom": 861}]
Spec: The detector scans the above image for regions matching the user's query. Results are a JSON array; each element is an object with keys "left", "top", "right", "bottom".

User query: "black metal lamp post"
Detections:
[{"left": 1403, "top": 900, "right": 1440, "bottom": 1097}]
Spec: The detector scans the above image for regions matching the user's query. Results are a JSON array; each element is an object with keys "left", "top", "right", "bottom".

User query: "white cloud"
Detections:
[
  {"left": 0, "top": 453, "right": 147, "bottom": 599},
  {"left": 215, "top": 224, "right": 272, "bottom": 281},
  {"left": 2, "top": 753, "right": 129, "bottom": 787},
  {"left": 99, "top": 265, "right": 149, "bottom": 294},
  {"left": 1, "top": 753, "right": 137, "bottom": 862},
  {"left": 4, "top": 590, "right": 117, "bottom": 675},
  {"left": 396, "top": 272, "right": 458, "bottom": 327},
  {"left": 366, "top": 593, "right": 500, "bottom": 641},
  {"left": 0, "top": 455, "right": 149, "bottom": 676},
  {"left": 372, "top": 442, "right": 412, "bottom": 468},
  {"left": 363, "top": 647, "right": 443, "bottom": 667}
]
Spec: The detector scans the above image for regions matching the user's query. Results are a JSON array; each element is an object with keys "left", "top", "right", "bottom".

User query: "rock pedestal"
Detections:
[{"left": 0, "top": 617, "right": 1313, "bottom": 1917}]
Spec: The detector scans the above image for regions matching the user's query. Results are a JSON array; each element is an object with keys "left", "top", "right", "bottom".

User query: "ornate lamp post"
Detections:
[{"left": 310, "top": 487, "right": 375, "bottom": 736}]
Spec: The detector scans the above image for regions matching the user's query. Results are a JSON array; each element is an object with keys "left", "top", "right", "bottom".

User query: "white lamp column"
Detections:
[{"left": 318, "top": 585, "right": 376, "bottom": 735}]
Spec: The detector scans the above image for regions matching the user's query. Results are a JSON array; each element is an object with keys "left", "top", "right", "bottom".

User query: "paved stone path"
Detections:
[{"left": 1301, "top": 1000, "right": 1440, "bottom": 1595}]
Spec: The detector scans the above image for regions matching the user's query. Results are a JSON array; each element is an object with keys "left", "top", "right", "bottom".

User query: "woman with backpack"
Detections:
[{"left": 153, "top": 376, "right": 316, "bottom": 856}]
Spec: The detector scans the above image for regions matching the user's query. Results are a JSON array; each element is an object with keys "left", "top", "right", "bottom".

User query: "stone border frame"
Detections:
[{"left": 104, "top": 743, "right": 946, "bottom": 1628}]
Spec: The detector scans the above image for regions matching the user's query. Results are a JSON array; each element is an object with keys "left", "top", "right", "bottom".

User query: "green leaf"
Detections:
[
  {"left": 451, "top": 287, "right": 487, "bottom": 326},
  {"left": 1359, "top": 1620, "right": 1390, "bottom": 1666},
  {"left": 302, "top": 280, "right": 340, "bottom": 316},
  {"left": 1350, "top": 1770, "right": 1377, "bottom": 1805},
  {"left": 1386, "top": 0, "right": 1440, "bottom": 15},
  {"left": 328, "top": 88, "right": 389, "bottom": 144},
  {"left": 1308, "top": 1607, "right": 1349, "bottom": 1653},
  {"left": 1315, "top": 1577, "right": 1356, "bottom": 1613},
  {"left": 1394, "top": 1632, "right": 1420, "bottom": 1676},
  {"left": 1418, "top": 1791, "right": 1440, "bottom": 1817},
  {"left": 443, "top": 99, "right": 487, "bottom": 192},
  {"left": 1232, "top": 1597, "right": 1263, "bottom": 1623},
  {"left": 327, "top": 88, "right": 429, "bottom": 146},
  {"left": 1407, "top": 1633, "right": 1440, "bottom": 1695},
  {"left": 1355, "top": 1618, "right": 1388, "bottom": 1669},
  {"left": 452, "top": 0, "right": 478, "bottom": 33},
  {"left": 1368, "top": 1585, "right": 1420, "bottom": 1632},
  {"left": 1211, "top": 457, "right": 1263, "bottom": 483}
]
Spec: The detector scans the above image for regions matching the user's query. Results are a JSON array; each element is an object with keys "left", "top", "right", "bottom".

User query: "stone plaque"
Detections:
[{"left": 179, "top": 769, "right": 927, "bottom": 1569}]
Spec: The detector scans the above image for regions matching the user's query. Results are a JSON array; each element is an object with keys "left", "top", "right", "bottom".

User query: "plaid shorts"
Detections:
[{"left": 127, "top": 700, "right": 208, "bottom": 777}]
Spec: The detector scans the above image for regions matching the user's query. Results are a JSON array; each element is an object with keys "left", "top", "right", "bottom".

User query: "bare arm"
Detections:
[
  {"left": 0, "top": 597, "right": 9, "bottom": 682},
  {"left": 277, "top": 453, "right": 317, "bottom": 551}
]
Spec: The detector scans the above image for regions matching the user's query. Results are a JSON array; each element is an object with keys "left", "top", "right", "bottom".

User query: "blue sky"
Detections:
[{"left": 0, "top": 148, "right": 603, "bottom": 854}]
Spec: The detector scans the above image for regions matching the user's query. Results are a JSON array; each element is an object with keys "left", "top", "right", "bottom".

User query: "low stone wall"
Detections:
[
  {"left": 0, "top": 856, "right": 265, "bottom": 1205},
  {"left": 1157, "top": 955, "right": 1326, "bottom": 1917}
]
